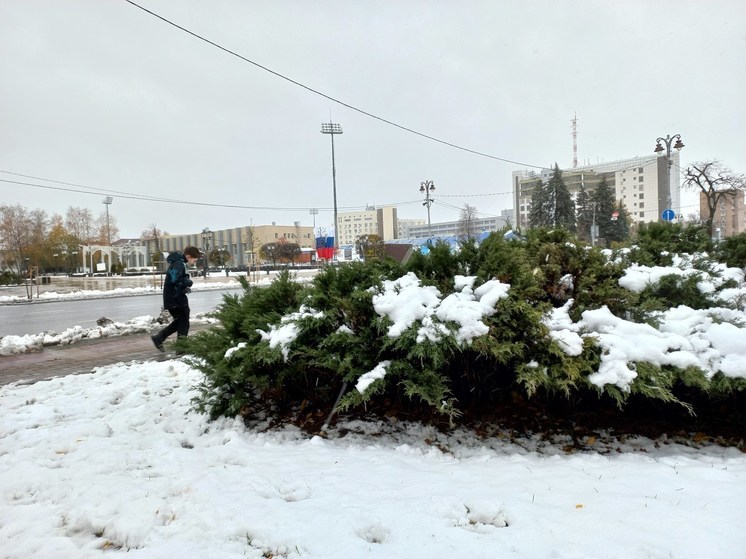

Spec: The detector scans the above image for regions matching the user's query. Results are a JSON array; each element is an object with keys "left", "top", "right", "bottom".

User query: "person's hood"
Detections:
[{"left": 166, "top": 252, "right": 187, "bottom": 264}]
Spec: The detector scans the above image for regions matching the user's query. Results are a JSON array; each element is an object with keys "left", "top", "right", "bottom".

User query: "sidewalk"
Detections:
[{"left": 0, "top": 324, "right": 211, "bottom": 387}]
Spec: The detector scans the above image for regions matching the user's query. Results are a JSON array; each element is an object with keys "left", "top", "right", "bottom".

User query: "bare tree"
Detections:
[
  {"left": 65, "top": 207, "right": 96, "bottom": 245},
  {"left": 457, "top": 204, "right": 478, "bottom": 241},
  {"left": 141, "top": 224, "right": 166, "bottom": 270},
  {"left": 0, "top": 204, "right": 34, "bottom": 274},
  {"left": 682, "top": 161, "right": 746, "bottom": 238},
  {"left": 96, "top": 212, "right": 119, "bottom": 245},
  {"left": 243, "top": 225, "right": 261, "bottom": 277}
]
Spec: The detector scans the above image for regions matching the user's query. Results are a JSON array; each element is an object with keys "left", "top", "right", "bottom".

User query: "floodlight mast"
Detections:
[{"left": 321, "top": 122, "right": 343, "bottom": 253}]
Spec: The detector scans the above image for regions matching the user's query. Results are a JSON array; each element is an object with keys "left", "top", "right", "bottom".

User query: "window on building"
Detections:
[
  {"left": 639, "top": 203, "right": 644, "bottom": 209},
  {"left": 639, "top": 212, "right": 645, "bottom": 217},
  {"left": 639, "top": 193, "right": 644, "bottom": 199}
]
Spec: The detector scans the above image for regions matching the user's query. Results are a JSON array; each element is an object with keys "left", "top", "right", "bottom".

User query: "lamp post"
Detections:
[
  {"left": 102, "top": 196, "right": 113, "bottom": 275},
  {"left": 420, "top": 180, "right": 436, "bottom": 238},
  {"left": 654, "top": 134, "right": 684, "bottom": 217},
  {"left": 321, "top": 122, "right": 343, "bottom": 253},
  {"left": 201, "top": 227, "right": 212, "bottom": 277}
]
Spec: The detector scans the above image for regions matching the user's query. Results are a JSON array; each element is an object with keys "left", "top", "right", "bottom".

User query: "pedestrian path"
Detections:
[{"left": 0, "top": 325, "right": 211, "bottom": 386}]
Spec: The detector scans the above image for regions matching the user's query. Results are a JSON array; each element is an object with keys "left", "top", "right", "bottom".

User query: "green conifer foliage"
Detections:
[
  {"left": 716, "top": 232, "right": 746, "bottom": 268},
  {"left": 183, "top": 229, "right": 745, "bottom": 431},
  {"left": 548, "top": 164, "right": 576, "bottom": 232},
  {"left": 528, "top": 179, "right": 550, "bottom": 228},
  {"left": 590, "top": 176, "right": 616, "bottom": 246},
  {"left": 575, "top": 184, "right": 593, "bottom": 242}
]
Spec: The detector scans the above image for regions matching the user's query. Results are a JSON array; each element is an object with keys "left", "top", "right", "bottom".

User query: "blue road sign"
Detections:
[{"left": 662, "top": 209, "right": 676, "bottom": 221}]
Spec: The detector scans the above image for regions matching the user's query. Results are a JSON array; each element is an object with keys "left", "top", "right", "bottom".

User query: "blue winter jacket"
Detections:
[{"left": 163, "top": 251, "right": 193, "bottom": 309}]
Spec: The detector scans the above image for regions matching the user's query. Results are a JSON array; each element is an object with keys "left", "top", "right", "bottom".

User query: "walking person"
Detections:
[{"left": 151, "top": 246, "right": 201, "bottom": 352}]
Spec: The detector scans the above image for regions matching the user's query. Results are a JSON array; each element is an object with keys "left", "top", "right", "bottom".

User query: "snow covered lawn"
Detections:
[{"left": 1, "top": 359, "right": 744, "bottom": 558}]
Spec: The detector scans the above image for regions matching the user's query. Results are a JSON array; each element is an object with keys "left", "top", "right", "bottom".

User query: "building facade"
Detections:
[
  {"left": 512, "top": 153, "right": 681, "bottom": 229},
  {"left": 337, "top": 206, "right": 398, "bottom": 246},
  {"left": 404, "top": 216, "right": 508, "bottom": 239},
  {"left": 397, "top": 218, "right": 427, "bottom": 238},
  {"left": 143, "top": 223, "right": 315, "bottom": 267},
  {"left": 701, "top": 189, "right": 746, "bottom": 239}
]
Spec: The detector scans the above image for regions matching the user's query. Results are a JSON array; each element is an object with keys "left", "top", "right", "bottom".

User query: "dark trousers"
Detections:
[{"left": 154, "top": 305, "right": 190, "bottom": 343}]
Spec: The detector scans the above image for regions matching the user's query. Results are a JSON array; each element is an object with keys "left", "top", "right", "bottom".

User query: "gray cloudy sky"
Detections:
[{"left": 1, "top": 0, "right": 745, "bottom": 239}]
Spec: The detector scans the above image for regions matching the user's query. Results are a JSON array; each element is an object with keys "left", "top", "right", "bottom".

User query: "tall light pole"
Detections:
[
  {"left": 102, "top": 196, "right": 113, "bottom": 275},
  {"left": 102, "top": 196, "right": 113, "bottom": 245},
  {"left": 321, "top": 122, "right": 343, "bottom": 252},
  {"left": 654, "top": 134, "right": 684, "bottom": 217},
  {"left": 420, "top": 180, "right": 436, "bottom": 238}
]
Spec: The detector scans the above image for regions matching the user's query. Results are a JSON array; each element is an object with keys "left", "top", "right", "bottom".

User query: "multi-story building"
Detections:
[
  {"left": 404, "top": 216, "right": 507, "bottom": 239},
  {"left": 143, "top": 222, "right": 315, "bottom": 267},
  {"left": 337, "top": 206, "right": 398, "bottom": 246},
  {"left": 397, "top": 218, "right": 426, "bottom": 239},
  {"left": 702, "top": 189, "right": 746, "bottom": 239},
  {"left": 512, "top": 153, "right": 681, "bottom": 229}
]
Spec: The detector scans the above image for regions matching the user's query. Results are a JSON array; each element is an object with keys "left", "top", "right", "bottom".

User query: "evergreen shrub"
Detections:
[{"left": 184, "top": 230, "right": 746, "bottom": 431}]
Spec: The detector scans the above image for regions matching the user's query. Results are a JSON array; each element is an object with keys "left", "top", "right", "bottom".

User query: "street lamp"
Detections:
[
  {"left": 321, "top": 122, "right": 343, "bottom": 253},
  {"left": 102, "top": 196, "right": 113, "bottom": 276},
  {"left": 654, "top": 134, "right": 684, "bottom": 216},
  {"left": 201, "top": 227, "right": 212, "bottom": 277},
  {"left": 420, "top": 180, "right": 436, "bottom": 238}
]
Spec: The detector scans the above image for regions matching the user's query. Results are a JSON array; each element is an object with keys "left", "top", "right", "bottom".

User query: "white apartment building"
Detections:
[
  {"left": 397, "top": 218, "right": 426, "bottom": 239},
  {"left": 405, "top": 216, "right": 508, "bottom": 239},
  {"left": 337, "top": 206, "right": 398, "bottom": 246},
  {"left": 512, "top": 153, "right": 681, "bottom": 229}
]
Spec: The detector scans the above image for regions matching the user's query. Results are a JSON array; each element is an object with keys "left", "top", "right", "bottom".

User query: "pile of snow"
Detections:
[
  {"left": 0, "top": 314, "right": 217, "bottom": 356},
  {"left": 371, "top": 272, "right": 510, "bottom": 345},
  {"left": 0, "top": 360, "right": 743, "bottom": 558}
]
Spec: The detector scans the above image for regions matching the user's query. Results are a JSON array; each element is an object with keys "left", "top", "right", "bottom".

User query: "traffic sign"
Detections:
[{"left": 662, "top": 209, "right": 676, "bottom": 221}]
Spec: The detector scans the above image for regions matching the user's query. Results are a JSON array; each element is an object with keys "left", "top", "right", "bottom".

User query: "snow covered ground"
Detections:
[
  {"left": 1, "top": 261, "right": 745, "bottom": 557},
  {"left": 1, "top": 360, "right": 744, "bottom": 558}
]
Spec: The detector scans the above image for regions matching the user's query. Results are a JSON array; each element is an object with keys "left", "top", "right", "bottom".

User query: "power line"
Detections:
[
  {"left": 0, "top": 177, "right": 354, "bottom": 212},
  {"left": 0, "top": 173, "right": 427, "bottom": 214},
  {"left": 123, "top": 0, "right": 550, "bottom": 171}
]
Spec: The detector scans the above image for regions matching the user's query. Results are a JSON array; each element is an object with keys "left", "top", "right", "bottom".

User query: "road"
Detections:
[{"left": 0, "top": 289, "right": 240, "bottom": 337}]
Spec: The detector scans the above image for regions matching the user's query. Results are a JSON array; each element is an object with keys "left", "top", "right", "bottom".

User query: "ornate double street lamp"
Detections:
[
  {"left": 654, "top": 134, "right": 684, "bottom": 220},
  {"left": 201, "top": 228, "right": 212, "bottom": 277},
  {"left": 321, "top": 122, "right": 343, "bottom": 253},
  {"left": 420, "top": 180, "right": 436, "bottom": 238}
]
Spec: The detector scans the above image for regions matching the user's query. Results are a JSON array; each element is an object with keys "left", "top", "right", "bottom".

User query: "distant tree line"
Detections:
[{"left": 0, "top": 204, "right": 120, "bottom": 277}]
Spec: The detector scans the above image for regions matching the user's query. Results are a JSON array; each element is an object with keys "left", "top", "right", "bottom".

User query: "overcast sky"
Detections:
[{"left": 1, "top": 0, "right": 744, "bottom": 239}]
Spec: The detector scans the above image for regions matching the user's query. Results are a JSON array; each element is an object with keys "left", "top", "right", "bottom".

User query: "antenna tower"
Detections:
[{"left": 571, "top": 113, "right": 578, "bottom": 168}]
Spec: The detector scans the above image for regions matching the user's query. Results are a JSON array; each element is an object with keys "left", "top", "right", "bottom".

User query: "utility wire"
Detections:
[
  {"left": 0, "top": 174, "right": 424, "bottom": 214},
  {"left": 123, "top": 0, "right": 550, "bottom": 171}
]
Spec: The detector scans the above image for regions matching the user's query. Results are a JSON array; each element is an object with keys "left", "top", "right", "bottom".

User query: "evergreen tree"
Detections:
[
  {"left": 528, "top": 179, "right": 550, "bottom": 228},
  {"left": 548, "top": 164, "right": 576, "bottom": 231},
  {"left": 590, "top": 175, "right": 616, "bottom": 245},
  {"left": 606, "top": 201, "right": 630, "bottom": 245},
  {"left": 575, "top": 184, "right": 592, "bottom": 242}
]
